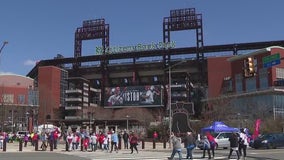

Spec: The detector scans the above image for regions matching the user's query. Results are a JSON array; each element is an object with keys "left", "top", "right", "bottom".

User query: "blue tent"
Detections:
[{"left": 201, "top": 121, "right": 239, "bottom": 133}]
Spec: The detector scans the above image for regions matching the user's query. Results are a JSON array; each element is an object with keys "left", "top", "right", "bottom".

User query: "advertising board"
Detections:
[{"left": 104, "top": 85, "right": 163, "bottom": 108}]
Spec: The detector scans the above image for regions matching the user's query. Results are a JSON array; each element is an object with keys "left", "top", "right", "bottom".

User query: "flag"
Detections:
[{"left": 252, "top": 119, "right": 261, "bottom": 140}]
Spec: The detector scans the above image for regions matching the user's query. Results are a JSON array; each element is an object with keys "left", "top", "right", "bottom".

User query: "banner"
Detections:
[
  {"left": 252, "top": 119, "right": 261, "bottom": 140},
  {"left": 104, "top": 85, "right": 163, "bottom": 108}
]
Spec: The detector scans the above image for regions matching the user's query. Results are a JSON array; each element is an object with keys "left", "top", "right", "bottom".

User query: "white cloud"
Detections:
[
  {"left": 0, "top": 71, "right": 15, "bottom": 75},
  {"left": 24, "top": 59, "right": 37, "bottom": 66}
]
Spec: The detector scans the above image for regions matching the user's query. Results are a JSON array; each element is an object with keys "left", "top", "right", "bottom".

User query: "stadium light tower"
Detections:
[
  {"left": 0, "top": 41, "right": 8, "bottom": 55},
  {"left": 167, "top": 60, "right": 186, "bottom": 136}
]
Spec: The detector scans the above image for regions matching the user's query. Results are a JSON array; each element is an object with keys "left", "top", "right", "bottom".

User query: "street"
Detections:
[{"left": 0, "top": 142, "right": 284, "bottom": 160}]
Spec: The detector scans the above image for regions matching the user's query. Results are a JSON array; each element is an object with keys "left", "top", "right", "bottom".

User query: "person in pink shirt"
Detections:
[{"left": 153, "top": 131, "right": 158, "bottom": 142}]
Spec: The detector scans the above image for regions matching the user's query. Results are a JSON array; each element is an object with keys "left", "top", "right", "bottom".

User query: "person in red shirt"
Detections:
[
  {"left": 98, "top": 132, "right": 105, "bottom": 150},
  {"left": 129, "top": 132, "right": 139, "bottom": 154},
  {"left": 83, "top": 137, "right": 89, "bottom": 151},
  {"left": 53, "top": 130, "right": 59, "bottom": 149},
  {"left": 153, "top": 131, "right": 158, "bottom": 142},
  {"left": 75, "top": 133, "right": 80, "bottom": 150},
  {"left": 32, "top": 132, "right": 39, "bottom": 150},
  {"left": 206, "top": 132, "right": 217, "bottom": 158}
]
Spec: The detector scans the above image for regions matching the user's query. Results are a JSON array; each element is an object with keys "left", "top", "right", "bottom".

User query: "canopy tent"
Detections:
[
  {"left": 35, "top": 124, "right": 60, "bottom": 134},
  {"left": 201, "top": 121, "right": 239, "bottom": 133}
]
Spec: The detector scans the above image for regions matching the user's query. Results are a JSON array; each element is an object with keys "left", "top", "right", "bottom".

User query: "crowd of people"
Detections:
[
  {"left": 0, "top": 128, "right": 61, "bottom": 151},
  {"left": 168, "top": 128, "right": 250, "bottom": 160},
  {"left": 197, "top": 129, "right": 249, "bottom": 160},
  {"left": 0, "top": 127, "right": 252, "bottom": 160},
  {"left": 64, "top": 129, "right": 140, "bottom": 155}
]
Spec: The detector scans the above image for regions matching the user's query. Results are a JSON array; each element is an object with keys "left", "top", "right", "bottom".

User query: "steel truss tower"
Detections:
[{"left": 73, "top": 19, "right": 110, "bottom": 105}]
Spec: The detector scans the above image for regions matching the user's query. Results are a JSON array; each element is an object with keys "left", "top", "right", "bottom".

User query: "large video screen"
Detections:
[{"left": 104, "top": 85, "right": 163, "bottom": 108}]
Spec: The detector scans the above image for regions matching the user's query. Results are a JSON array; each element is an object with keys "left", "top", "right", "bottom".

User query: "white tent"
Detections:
[{"left": 35, "top": 124, "right": 60, "bottom": 134}]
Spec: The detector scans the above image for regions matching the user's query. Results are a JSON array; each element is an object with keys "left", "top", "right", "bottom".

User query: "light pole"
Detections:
[
  {"left": 126, "top": 115, "right": 130, "bottom": 132},
  {"left": 9, "top": 109, "right": 17, "bottom": 133},
  {"left": 25, "top": 112, "right": 30, "bottom": 131},
  {"left": 167, "top": 60, "right": 186, "bottom": 136},
  {"left": 237, "top": 112, "right": 241, "bottom": 129},
  {"left": 88, "top": 112, "right": 93, "bottom": 133}
]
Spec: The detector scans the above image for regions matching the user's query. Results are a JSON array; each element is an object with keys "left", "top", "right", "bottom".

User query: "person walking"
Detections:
[
  {"left": 228, "top": 132, "right": 240, "bottom": 160},
  {"left": 102, "top": 134, "right": 109, "bottom": 152},
  {"left": 183, "top": 132, "right": 196, "bottom": 160},
  {"left": 168, "top": 132, "right": 182, "bottom": 160},
  {"left": 206, "top": 132, "right": 217, "bottom": 158},
  {"left": 40, "top": 132, "right": 48, "bottom": 151},
  {"left": 239, "top": 128, "right": 249, "bottom": 159},
  {"left": 90, "top": 132, "right": 97, "bottom": 152},
  {"left": 129, "top": 132, "right": 139, "bottom": 154},
  {"left": 66, "top": 132, "right": 73, "bottom": 151},
  {"left": 110, "top": 131, "right": 118, "bottom": 153},
  {"left": 201, "top": 135, "right": 211, "bottom": 159},
  {"left": 23, "top": 133, "right": 29, "bottom": 147},
  {"left": 123, "top": 130, "right": 129, "bottom": 149}
]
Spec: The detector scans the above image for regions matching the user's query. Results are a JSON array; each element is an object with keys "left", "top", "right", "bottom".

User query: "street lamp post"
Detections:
[
  {"left": 237, "top": 113, "right": 241, "bottom": 129},
  {"left": 167, "top": 60, "right": 186, "bottom": 137},
  {"left": 126, "top": 115, "right": 130, "bottom": 132},
  {"left": 9, "top": 109, "right": 17, "bottom": 133},
  {"left": 168, "top": 66, "right": 172, "bottom": 137},
  {"left": 88, "top": 112, "right": 93, "bottom": 133},
  {"left": 25, "top": 112, "right": 30, "bottom": 131}
]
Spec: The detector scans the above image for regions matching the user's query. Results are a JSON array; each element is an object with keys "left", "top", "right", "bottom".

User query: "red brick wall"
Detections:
[
  {"left": 38, "top": 66, "right": 61, "bottom": 125},
  {"left": 207, "top": 56, "right": 232, "bottom": 98}
]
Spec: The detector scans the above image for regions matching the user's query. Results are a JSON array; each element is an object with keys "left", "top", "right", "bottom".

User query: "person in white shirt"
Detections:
[
  {"left": 239, "top": 128, "right": 249, "bottom": 158},
  {"left": 0, "top": 133, "right": 4, "bottom": 149},
  {"left": 90, "top": 133, "right": 97, "bottom": 151},
  {"left": 66, "top": 132, "right": 73, "bottom": 151},
  {"left": 103, "top": 134, "right": 109, "bottom": 152}
]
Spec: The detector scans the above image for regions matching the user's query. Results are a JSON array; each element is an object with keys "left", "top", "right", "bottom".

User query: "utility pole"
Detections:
[{"left": 0, "top": 41, "right": 8, "bottom": 55}]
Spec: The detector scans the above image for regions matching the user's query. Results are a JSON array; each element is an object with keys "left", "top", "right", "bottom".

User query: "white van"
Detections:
[{"left": 16, "top": 131, "right": 29, "bottom": 138}]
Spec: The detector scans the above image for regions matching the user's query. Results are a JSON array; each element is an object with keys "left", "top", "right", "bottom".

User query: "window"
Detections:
[
  {"left": 276, "top": 68, "right": 284, "bottom": 79},
  {"left": 235, "top": 74, "right": 243, "bottom": 93},
  {"left": 18, "top": 95, "right": 25, "bottom": 104},
  {"left": 2, "top": 94, "right": 14, "bottom": 103}
]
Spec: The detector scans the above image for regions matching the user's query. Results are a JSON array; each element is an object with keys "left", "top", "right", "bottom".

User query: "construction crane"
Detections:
[{"left": 0, "top": 41, "right": 8, "bottom": 55}]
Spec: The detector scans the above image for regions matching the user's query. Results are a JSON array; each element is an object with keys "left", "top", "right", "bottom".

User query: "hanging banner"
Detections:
[
  {"left": 252, "top": 119, "right": 261, "bottom": 140},
  {"left": 104, "top": 85, "right": 163, "bottom": 108}
]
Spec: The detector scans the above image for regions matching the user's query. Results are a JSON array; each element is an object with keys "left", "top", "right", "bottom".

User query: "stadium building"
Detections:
[
  {"left": 0, "top": 74, "right": 38, "bottom": 133},
  {"left": 26, "top": 8, "right": 284, "bottom": 133}
]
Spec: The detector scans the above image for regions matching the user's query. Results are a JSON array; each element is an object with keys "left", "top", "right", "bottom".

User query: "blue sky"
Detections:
[{"left": 0, "top": 0, "right": 284, "bottom": 76}]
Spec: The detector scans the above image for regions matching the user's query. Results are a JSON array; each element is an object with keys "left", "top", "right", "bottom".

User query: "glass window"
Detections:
[
  {"left": 2, "top": 94, "right": 14, "bottom": 103},
  {"left": 235, "top": 74, "right": 243, "bottom": 93},
  {"left": 18, "top": 95, "right": 25, "bottom": 104},
  {"left": 276, "top": 68, "right": 284, "bottom": 79},
  {"left": 259, "top": 68, "right": 269, "bottom": 89},
  {"left": 246, "top": 77, "right": 256, "bottom": 92}
]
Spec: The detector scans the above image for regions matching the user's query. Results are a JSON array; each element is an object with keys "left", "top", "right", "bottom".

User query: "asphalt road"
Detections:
[
  {"left": 0, "top": 152, "right": 89, "bottom": 160},
  {"left": 1, "top": 141, "right": 284, "bottom": 160},
  {"left": 1, "top": 148, "right": 283, "bottom": 160}
]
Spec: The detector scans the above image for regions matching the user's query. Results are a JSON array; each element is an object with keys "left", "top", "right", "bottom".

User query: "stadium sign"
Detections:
[
  {"left": 104, "top": 85, "right": 163, "bottom": 108},
  {"left": 96, "top": 41, "right": 175, "bottom": 55}
]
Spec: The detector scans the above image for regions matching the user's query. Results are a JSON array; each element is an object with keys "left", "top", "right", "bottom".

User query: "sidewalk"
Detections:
[{"left": 1, "top": 141, "right": 172, "bottom": 153}]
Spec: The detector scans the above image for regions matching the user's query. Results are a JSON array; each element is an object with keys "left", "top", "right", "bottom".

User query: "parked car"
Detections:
[
  {"left": 251, "top": 133, "right": 284, "bottom": 149},
  {"left": 16, "top": 131, "right": 29, "bottom": 139},
  {"left": 213, "top": 132, "right": 238, "bottom": 149},
  {"left": 197, "top": 132, "right": 239, "bottom": 150}
]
